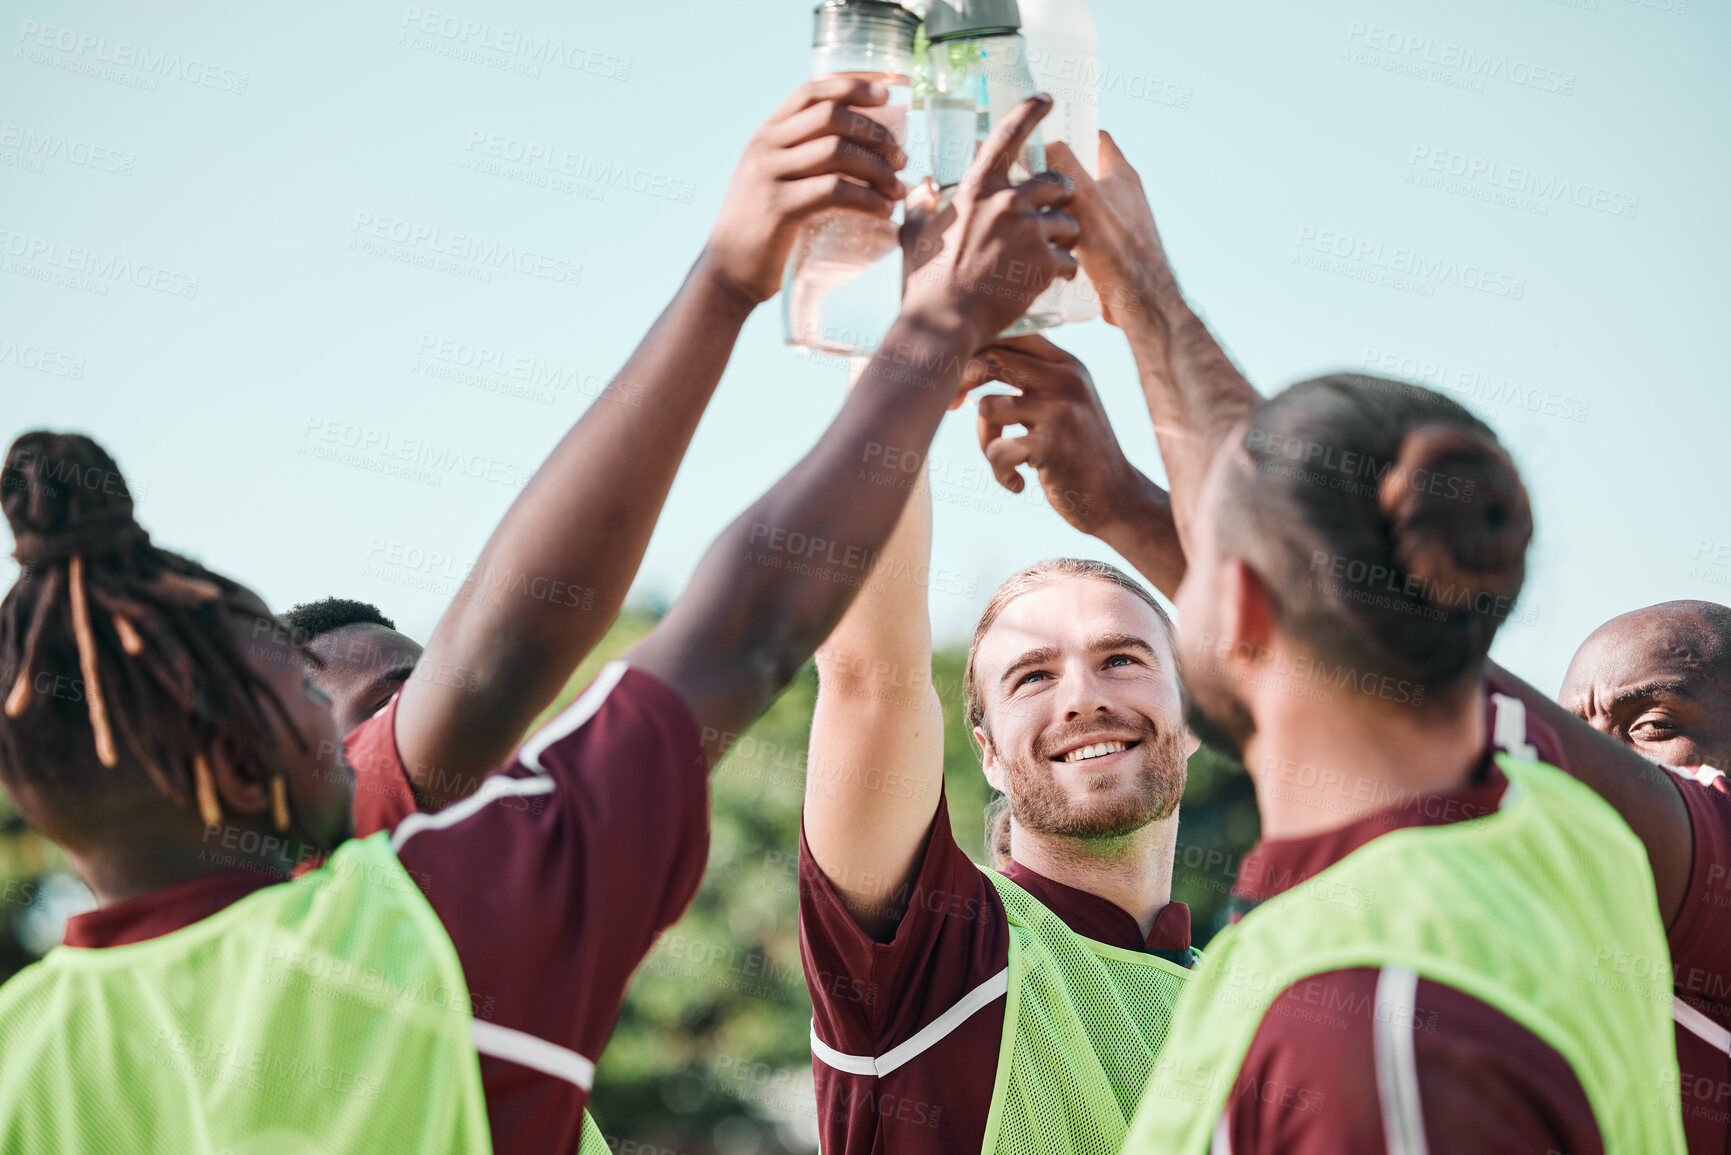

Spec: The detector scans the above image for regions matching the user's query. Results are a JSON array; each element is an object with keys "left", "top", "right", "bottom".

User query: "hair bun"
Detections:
[
  {"left": 1377, "top": 424, "right": 1531, "bottom": 612},
  {"left": 3, "top": 432, "right": 148, "bottom": 568}
]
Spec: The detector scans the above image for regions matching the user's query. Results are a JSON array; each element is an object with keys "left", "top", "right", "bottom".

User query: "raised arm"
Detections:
[
  {"left": 1048, "top": 136, "right": 1259, "bottom": 549},
  {"left": 1487, "top": 661, "right": 1692, "bottom": 924},
  {"left": 972, "top": 335, "right": 1186, "bottom": 600},
  {"left": 803, "top": 365, "right": 944, "bottom": 940},
  {"left": 394, "top": 77, "right": 909, "bottom": 805},
  {"left": 628, "top": 96, "right": 1077, "bottom": 763},
  {"left": 1047, "top": 141, "right": 1698, "bottom": 931}
]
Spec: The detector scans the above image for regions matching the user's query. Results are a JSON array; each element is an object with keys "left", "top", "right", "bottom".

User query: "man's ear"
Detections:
[
  {"left": 206, "top": 733, "right": 270, "bottom": 818},
  {"left": 975, "top": 725, "right": 1006, "bottom": 792},
  {"left": 1184, "top": 727, "right": 1201, "bottom": 758},
  {"left": 1219, "top": 557, "right": 1276, "bottom": 666}
]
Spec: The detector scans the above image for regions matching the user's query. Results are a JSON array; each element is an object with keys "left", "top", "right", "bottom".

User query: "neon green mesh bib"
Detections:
[
  {"left": 981, "top": 869, "right": 1193, "bottom": 1155},
  {"left": 0, "top": 831, "right": 496, "bottom": 1154},
  {"left": 1123, "top": 755, "right": 1685, "bottom": 1154}
]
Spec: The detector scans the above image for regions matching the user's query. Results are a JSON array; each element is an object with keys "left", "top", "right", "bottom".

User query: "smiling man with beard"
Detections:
[{"left": 798, "top": 337, "right": 1197, "bottom": 1155}]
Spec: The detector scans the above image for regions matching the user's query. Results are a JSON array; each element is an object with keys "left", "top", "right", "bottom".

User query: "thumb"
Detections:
[
  {"left": 1097, "top": 130, "right": 1136, "bottom": 182},
  {"left": 1046, "top": 139, "right": 1104, "bottom": 221}
]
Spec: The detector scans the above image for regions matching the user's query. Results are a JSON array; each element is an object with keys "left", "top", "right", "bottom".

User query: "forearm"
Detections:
[
  {"left": 397, "top": 256, "right": 754, "bottom": 799},
  {"left": 814, "top": 437, "right": 935, "bottom": 702},
  {"left": 806, "top": 456, "right": 944, "bottom": 936},
  {"left": 1486, "top": 661, "right": 1692, "bottom": 924},
  {"left": 1121, "top": 275, "right": 1259, "bottom": 549},
  {"left": 1095, "top": 471, "right": 1187, "bottom": 601},
  {"left": 631, "top": 311, "right": 975, "bottom": 762}
]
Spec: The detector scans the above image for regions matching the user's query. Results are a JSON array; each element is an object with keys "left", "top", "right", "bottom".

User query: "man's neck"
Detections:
[
  {"left": 1008, "top": 812, "right": 1179, "bottom": 939},
  {"left": 1242, "top": 682, "right": 1484, "bottom": 841},
  {"left": 69, "top": 825, "right": 297, "bottom": 907}
]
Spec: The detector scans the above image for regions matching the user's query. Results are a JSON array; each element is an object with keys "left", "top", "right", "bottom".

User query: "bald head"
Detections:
[{"left": 1560, "top": 600, "right": 1731, "bottom": 772}]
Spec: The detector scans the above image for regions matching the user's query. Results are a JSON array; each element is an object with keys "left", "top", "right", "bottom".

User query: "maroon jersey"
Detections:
[
  {"left": 62, "top": 662, "right": 709, "bottom": 1155},
  {"left": 1667, "top": 765, "right": 1731, "bottom": 1153},
  {"left": 343, "top": 690, "right": 422, "bottom": 838},
  {"left": 799, "top": 794, "right": 1193, "bottom": 1153},
  {"left": 1215, "top": 691, "right": 1618, "bottom": 1154}
]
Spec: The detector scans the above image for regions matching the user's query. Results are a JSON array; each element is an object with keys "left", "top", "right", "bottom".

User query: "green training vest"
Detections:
[
  {"left": 0, "top": 832, "right": 499, "bottom": 1154},
  {"left": 980, "top": 869, "right": 1193, "bottom": 1155},
  {"left": 1123, "top": 754, "right": 1686, "bottom": 1154}
]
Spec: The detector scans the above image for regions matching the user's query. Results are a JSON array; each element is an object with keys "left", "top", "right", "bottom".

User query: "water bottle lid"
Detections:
[
  {"left": 924, "top": 0, "right": 1022, "bottom": 41},
  {"left": 812, "top": 0, "right": 920, "bottom": 48}
]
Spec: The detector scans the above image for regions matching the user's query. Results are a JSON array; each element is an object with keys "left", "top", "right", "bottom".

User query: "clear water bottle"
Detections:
[
  {"left": 924, "top": 0, "right": 1063, "bottom": 335},
  {"left": 782, "top": 0, "right": 919, "bottom": 358},
  {"left": 1018, "top": 0, "right": 1101, "bottom": 323}
]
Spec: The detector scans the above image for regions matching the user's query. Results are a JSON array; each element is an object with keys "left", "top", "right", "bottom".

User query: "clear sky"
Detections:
[{"left": 3, "top": 0, "right": 1727, "bottom": 694}]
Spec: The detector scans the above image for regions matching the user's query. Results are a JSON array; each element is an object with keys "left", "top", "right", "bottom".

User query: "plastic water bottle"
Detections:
[
  {"left": 1017, "top": 0, "right": 1101, "bottom": 323},
  {"left": 782, "top": 0, "right": 919, "bottom": 358},
  {"left": 923, "top": 0, "right": 1063, "bottom": 335}
]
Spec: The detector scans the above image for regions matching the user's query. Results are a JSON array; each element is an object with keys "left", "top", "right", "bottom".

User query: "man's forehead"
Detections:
[
  {"left": 1567, "top": 610, "right": 1726, "bottom": 702},
  {"left": 978, "top": 580, "right": 1170, "bottom": 666}
]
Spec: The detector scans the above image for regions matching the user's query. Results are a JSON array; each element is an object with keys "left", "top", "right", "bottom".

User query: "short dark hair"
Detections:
[{"left": 281, "top": 598, "right": 395, "bottom": 643}]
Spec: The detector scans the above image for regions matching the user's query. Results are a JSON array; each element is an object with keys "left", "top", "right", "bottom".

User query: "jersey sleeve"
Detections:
[
  {"left": 798, "top": 790, "right": 1009, "bottom": 1149},
  {"left": 799, "top": 790, "right": 1008, "bottom": 1044},
  {"left": 341, "top": 694, "right": 421, "bottom": 837},
  {"left": 390, "top": 662, "right": 710, "bottom": 1149},
  {"left": 1667, "top": 767, "right": 1731, "bottom": 1012},
  {"left": 1218, "top": 969, "right": 1604, "bottom": 1155}
]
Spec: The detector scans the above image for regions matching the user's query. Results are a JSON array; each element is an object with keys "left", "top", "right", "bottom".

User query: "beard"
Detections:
[
  {"left": 1184, "top": 692, "right": 1253, "bottom": 767},
  {"left": 998, "top": 711, "right": 1188, "bottom": 841},
  {"left": 1177, "top": 644, "right": 1255, "bottom": 766}
]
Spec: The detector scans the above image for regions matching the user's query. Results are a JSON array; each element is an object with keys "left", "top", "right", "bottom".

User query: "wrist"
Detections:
[
  {"left": 1114, "top": 261, "right": 1185, "bottom": 347},
  {"left": 890, "top": 301, "right": 987, "bottom": 355},
  {"left": 1096, "top": 469, "right": 1165, "bottom": 547},
  {"left": 688, "top": 246, "right": 765, "bottom": 323},
  {"left": 853, "top": 307, "right": 983, "bottom": 401}
]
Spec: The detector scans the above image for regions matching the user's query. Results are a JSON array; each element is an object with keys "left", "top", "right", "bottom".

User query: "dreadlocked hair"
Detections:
[{"left": 0, "top": 432, "right": 301, "bottom": 826}]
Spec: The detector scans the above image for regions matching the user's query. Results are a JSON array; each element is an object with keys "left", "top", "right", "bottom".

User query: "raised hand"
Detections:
[
  {"left": 700, "top": 76, "right": 909, "bottom": 307},
  {"left": 1046, "top": 132, "right": 1172, "bottom": 329},
  {"left": 392, "top": 80, "right": 914, "bottom": 802},
  {"left": 900, "top": 94, "right": 1079, "bottom": 348},
  {"left": 1046, "top": 131, "right": 1257, "bottom": 549},
  {"left": 972, "top": 334, "right": 1187, "bottom": 598},
  {"left": 973, "top": 335, "right": 1137, "bottom": 522}
]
